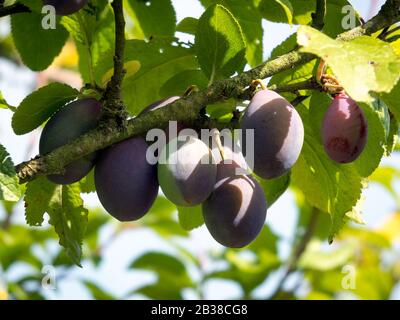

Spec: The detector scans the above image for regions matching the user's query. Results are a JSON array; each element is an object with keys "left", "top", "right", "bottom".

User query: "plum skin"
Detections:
[
  {"left": 94, "top": 137, "right": 159, "bottom": 222},
  {"left": 158, "top": 136, "right": 217, "bottom": 206},
  {"left": 39, "top": 98, "right": 101, "bottom": 185},
  {"left": 322, "top": 93, "right": 368, "bottom": 163},
  {"left": 202, "top": 162, "right": 267, "bottom": 248},
  {"left": 240, "top": 89, "right": 304, "bottom": 180},
  {"left": 43, "top": 0, "right": 88, "bottom": 15}
]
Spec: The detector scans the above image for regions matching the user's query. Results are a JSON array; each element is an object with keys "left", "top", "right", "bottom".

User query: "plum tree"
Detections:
[
  {"left": 158, "top": 135, "right": 217, "bottom": 206},
  {"left": 240, "top": 89, "right": 304, "bottom": 179},
  {"left": 39, "top": 98, "right": 101, "bottom": 184},
  {"left": 94, "top": 137, "right": 159, "bottom": 221},
  {"left": 322, "top": 93, "right": 368, "bottom": 163},
  {"left": 202, "top": 162, "right": 267, "bottom": 248},
  {"left": 43, "top": 0, "right": 88, "bottom": 15}
]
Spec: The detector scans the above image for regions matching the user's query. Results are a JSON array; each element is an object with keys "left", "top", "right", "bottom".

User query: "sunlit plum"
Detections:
[
  {"left": 202, "top": 162, "right": 267, "bottom": 248},
  {"left": 158, "top": 135, "right": 217, "bottom": 206}
]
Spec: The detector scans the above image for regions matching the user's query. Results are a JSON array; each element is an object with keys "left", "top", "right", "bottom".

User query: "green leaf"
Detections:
[
  {"left": 298, "top": 27, "right": 400, "bottom": 103},
  {"left": 19, "top": 0, "right": 43, "bottom": 11},
  {"left": 160, "top": 70, "right": 208, "bottom": 97},
  {"left": 11, "top": 12, "right": 69, "bottom": 71},
  {"left": 258, "top": 0, "right": 293, "bottom": 24},
  {"left": 48, "top": 184, "right": 88, "bottom": 266},
  {"left": 0, "top": 145, "right": 21, "bottom": 202},
  {"left": 130, "top": 251, "right": 193, "bottom": 290},
  {"left": 381, "top": 81, "right": 400, "bottom": 121},
  {"left": 141, "top": 196, "right": 187, "bottom": 237},
  {"left": 94, "top": 39, "right": 198, "bottom": 114},
  {"left": 12, "top": 83, "right": 79, "bottom": 135},
  {"left": 126, "top": 0, "right": 176, "bottom": 39},
  {"left": 291, "top": 104, "right": 364, "bottom": 242},
  {"left": 177, "top": 205, "right": 204, "bottom": 231},
  {"left": 78, "top": 170, "right": 96, "bottom": 193},
  {"left": 257, "top": 172, "right": 290, "bottom": 208},
  {"left": 24, "top": 177, "right": 58, "bottom": 226},
  {"left": 176, "top": 17, "right": 198, "bottom": 35},
  {"left": 130, "top": 251, "right": 186, "bottom": 275},
  {"left": 195, "top": 4, "right": 246, "bottom": 81}
]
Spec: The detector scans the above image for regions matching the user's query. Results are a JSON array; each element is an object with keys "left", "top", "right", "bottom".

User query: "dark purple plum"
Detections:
[
  {"left": 43, "top": 0, "right": 88, "bottom": 15},
  {"left": 322, "top": 93, "right": 368, "bottom": 163},
  {"left": 202, "top": 162, "right": 267, "bottom": 248},
  {"left": 94, "top": 137, "right": 159, "bottom": 221},
  {"left": 240, "top": 89, "right": 304, "bottom": 179},
  {"left": 158, "top": 136, "right": 217, "bottom": 206},
  {"left": 39, "top": 98, "right": 101, "bottom": 185}
]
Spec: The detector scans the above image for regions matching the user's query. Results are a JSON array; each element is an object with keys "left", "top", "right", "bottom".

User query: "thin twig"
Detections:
[{"left": 0, "top": 2, "right": 30, "bottom": 18}]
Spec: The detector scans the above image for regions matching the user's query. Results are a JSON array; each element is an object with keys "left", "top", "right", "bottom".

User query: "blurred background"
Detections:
[{"left": 2, "top": 0, "right": 400, "bottom": 300}]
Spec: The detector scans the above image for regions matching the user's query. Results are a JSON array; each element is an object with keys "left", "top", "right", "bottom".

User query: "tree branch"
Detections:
[
  {"left": 311, "top": 0, "right": 327, "bottom": 30},
  {"left": 15, "top": 0, "right": 400, "bottom": 183},
  {"left": 102, "top": 0, "right": 127, "bottom": 120},
  {"left": 0, "top": 2, "right": 30, "bottom": 18}
]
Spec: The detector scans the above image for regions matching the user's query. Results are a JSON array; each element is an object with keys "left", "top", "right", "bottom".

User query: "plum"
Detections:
[
  {"left": 43, "top": 0, "right": 88, "bottom": 15},
  {"left": 240, "top": 89, "right": 304, "bottom": 179},
  {"left": 202, "top": 162, "right": 267, "bottom": 248},
  {"left": 158, "top": 135, "right": 217, "bottom": 206},
  {"left": 94, "top": 137, "right": 159, "bottom": 221},
  {"left": 39, "top": 98, "right": 101, "bottom": 184},
  {"left": 322, "top": 93, "right": 368, "bottom": 163}
]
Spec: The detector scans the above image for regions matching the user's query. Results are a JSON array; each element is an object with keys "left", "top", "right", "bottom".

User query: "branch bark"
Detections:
[
  {"left": 0, "top": 2, "right": 30, "bottom": 18},
  {"left": 15, "top": 0, "right": 400, "bottom": 183},
  {"left": 311, "top": 0, "right": 327, "bottom": 30}
]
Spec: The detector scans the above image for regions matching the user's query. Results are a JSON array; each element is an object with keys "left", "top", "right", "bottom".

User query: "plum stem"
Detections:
[
  {"left": 251, "top": 79, "right": 267, "bottom": 91},
  {"left": 211, "top": 129, "right": 225, "bottom": 161}
]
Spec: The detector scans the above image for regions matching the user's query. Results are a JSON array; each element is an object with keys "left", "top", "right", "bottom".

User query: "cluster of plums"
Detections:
[
  {"left": 39, "top": 88, "right": 367, "bottom": 248},
  {"left": 43, "top": 0, "right": 88, "bottom": 16}
]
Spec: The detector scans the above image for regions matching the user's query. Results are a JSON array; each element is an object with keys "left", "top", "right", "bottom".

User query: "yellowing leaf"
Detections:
[{"left": 297, "top": 26, "right": 400, "bottom": 102}]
